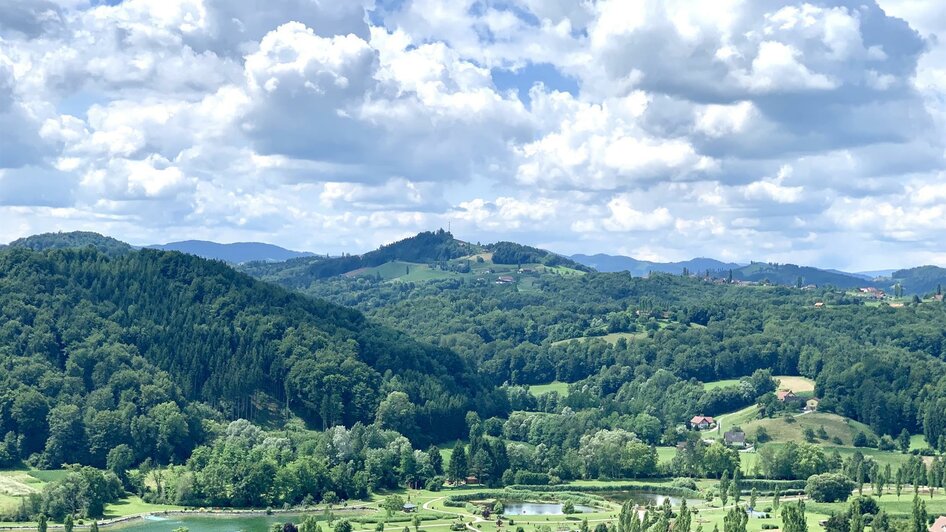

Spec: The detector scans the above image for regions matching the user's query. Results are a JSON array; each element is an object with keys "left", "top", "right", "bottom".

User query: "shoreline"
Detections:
[{"left": 0, "top": 505, "right": 373, "bottom": 531}]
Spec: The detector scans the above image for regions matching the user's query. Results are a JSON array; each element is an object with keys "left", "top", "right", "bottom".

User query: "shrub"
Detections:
[{"left": 806, "top": 473, "right": 855, "bottom": 502}]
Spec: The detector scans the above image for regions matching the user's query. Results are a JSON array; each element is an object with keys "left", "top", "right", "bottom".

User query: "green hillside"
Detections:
[{"left": 0, "top": 243, "right": 498, "bottom": 467}]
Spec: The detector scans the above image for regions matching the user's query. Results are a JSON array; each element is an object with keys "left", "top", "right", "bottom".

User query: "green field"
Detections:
[
  {"left": 551, "top": 331, "right": 647, "bottom": 346},
  {"left": 716, "top": 405, "right": 760, "bottom": 434},
  {"left": 910, "top": 434, "right": 931, "bottom": 451},
  {"left": 703, "top": 378, "right": 742, "bottom": 391},
  {"left": 349, "top": 261, "right": 460, "bottom": 282},
  {"left": 740, "top": 412, "right": 875, "bottom": 446},
  {"left": 103, "top": 497, "right": 183, "bottom": 519},
  {"left": 528, "top": 381, "right": 570, "bottom": 397},
  {"left": 702, "top": 375, "right": 815, "bottom": 393}
]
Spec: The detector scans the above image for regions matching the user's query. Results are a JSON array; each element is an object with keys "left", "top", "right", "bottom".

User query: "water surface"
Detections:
[{"left": 501, "top": 502, "right": 597, "bottom": 515}]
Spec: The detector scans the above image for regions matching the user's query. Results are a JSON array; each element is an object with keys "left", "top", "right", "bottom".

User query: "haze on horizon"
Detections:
[{"left": 1, "top": 0, "right": 945, "bottom": 271}]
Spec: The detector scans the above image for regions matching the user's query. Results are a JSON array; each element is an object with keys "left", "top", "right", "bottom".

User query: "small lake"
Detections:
[
  {"left": 112, "top": 514, "right": 304, "bottom": 532},
  {"left": 599, "top": 491, "right": 701, "bottom": 507},
  {"left": 502, "top": 502, "right": 598, "bottom": 515}
]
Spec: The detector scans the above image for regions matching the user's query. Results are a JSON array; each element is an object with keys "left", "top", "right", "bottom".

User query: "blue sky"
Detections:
[{"left": 1, "top": 0, "right": 946, "bottom": 270}]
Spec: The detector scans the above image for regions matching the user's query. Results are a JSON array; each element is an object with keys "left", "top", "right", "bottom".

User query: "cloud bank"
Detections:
[{"left": 0, "top": 0, "right": 944, "bottom": 269}]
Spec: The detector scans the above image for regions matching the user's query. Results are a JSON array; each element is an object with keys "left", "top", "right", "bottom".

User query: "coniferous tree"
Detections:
[
  {"left": 447, "top": 441, "right": 468, "bottom": 484},
  {"left": 723, "top": 507, "right": 747, "bottom": 532}
]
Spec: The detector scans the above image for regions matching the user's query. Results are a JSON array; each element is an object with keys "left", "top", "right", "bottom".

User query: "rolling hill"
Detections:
[
  {"left": 9, "top": 231, "right": 132, "bottom": 256},
  {"left": 147, "top": 240, "right": 315, "bottom": 263},
  {"left": 242, "top": 230, "right": 591, "bottom": 287},
  {"left": 888, "top": 265, "right": 946, "bottom": 295},
  {"left": 730, "top": 262, "right": 867, "bottom": 288}
]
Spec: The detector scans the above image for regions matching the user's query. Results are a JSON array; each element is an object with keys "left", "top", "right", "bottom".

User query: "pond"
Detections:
[
  {"left": 598, "top": 491, "right": 701, "bottom": 508},
  {"left": 111, "top": 514, "right": 303, "bottom": 532},
  {"left": 501, "top": 502, "right": 599, "bottom": 515}
]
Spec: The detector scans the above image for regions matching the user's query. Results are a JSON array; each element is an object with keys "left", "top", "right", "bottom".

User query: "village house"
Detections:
[
  {"left": 806, "top": 398, "right": 820, "bottom": 412},
  {"left": 859, "top": 287, "right": 886, "bottom": 299},
  {"left": 689, "top": 415, "right": 716, "bottom": 430},
  {"left": 724, "top": 430, "right": 747, "bottom": 448},
  {"left": 496, "top": 275, "right": 515, "bottom": 284}
]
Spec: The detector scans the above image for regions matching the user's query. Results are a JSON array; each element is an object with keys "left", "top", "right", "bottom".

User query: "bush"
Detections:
[
  {"left": 853, "top": 432, "right": 869, "bottom": 448},
  {"left": 514, "top": 471, "right": 550, "bottom": 486},
  {"left": 850, "top": 496, "right": 879, "bottom": 515},
  {"left": 806, "top": 473, "right": 855, "bottom": 502},
  {"left": 878, "top": 435, "right": 896, "bottom": 451},
  {"left": 672, "top": 478, "right": 698, "bottom": 491}
]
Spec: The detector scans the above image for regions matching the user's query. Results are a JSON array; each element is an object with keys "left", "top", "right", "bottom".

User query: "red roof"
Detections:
[
  {"left": 929, "top": 516, "right": 946, "bottom": 532},
  {"left": 776, "top": 390, "right": 797, "bottom": 401},
  {"left": 690, "top": 416, "right": 715, "bottom": 425}
]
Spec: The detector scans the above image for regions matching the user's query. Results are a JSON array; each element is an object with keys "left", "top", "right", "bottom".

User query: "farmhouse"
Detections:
[
  {"left": 689, "top": 415, "right": 716, "bottom": 430},
  {"left": 496, "top": 275, "right": 515, "bottom": 284},
  {"left": 806, "top": 398, "right": 820, "bottom": 412},
  {"left": 776, "top": 390, "right": 800, "bottom": 403},
  {"left": 724, "top": 430, "right": 747, "bottom": 448},
  {"left": 859, "top": 287, "right": 885, "bottom": 299}
]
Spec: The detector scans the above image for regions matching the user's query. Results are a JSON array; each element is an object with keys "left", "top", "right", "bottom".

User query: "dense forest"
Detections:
[
  {"left": 0, "top": 243, "right": 504, "bottom": 473},
  {"left": 265, "top": 255, "right": 946, "bottom": 442}
]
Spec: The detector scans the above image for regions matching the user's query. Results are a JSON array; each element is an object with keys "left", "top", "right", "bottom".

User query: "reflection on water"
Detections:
[
  {"left": 599, "top": 491, "right": 701, "bottom": 508},
  {"left": 114, "top": 515, "right": 300, "bottom": 532},
  {"left": 502, "top": 502, "right": 598, "bottom": 515}
]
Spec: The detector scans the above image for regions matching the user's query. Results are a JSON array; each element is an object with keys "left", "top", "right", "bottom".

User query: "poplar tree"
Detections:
[
  {"left": 675, "top": 500, "right": 691, "bottom": 532},
  {"left": 911, "top": 495, "right": 928, "bottom": 532},
  {"left": 780, "top": 502, "right": 807, "bottom": 532}
]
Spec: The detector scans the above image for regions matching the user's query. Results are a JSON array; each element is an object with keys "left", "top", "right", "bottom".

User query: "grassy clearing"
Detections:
[
  {"left": 910, "top": 434, "right": 930, "bottom": 451},
  {"left": 740, "top": 412, "right": 875, "bottom": 446},
  {"left": 528, "top": 381, "right": 571, "bottom": 397},
  {"left": 551, "top": 332, "right": 647, "bottom": 347},
  {"left": 102, "top": 497, "right": 183, "bottom": 519},
  {"left": 701, "top": 376, "right": 815, "bottom": 393},
  {"left": 775, "top": 376, "right": 815, "bottom": 394},
  {"left": 656, "top": 446, "right": 677, "bottom": 465},
  {"left": 0, "top": 469, "right": 65, "bottom": 514},
  {"left": 716, "top": 405, "right": 760, "bottom": 435},
  {"left": 703, "top": 379, "right": 741, "bottom": 391}
]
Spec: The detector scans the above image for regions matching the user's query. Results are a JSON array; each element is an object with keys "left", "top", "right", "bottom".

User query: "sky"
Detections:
[{"left": 1, "top": 0, "right": 945, "bottom": 270}]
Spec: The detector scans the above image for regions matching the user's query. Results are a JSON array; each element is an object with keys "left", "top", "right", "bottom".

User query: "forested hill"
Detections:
[
  {"left": 242, "top": 230, "right": 590, "bottom": 287},
  {"left": 9, "top": 231, "right": 132, "bottom": 256},
  {"left": 242, "top": 230, "right": 476, "bottom": 286},
  {"left": 730, "top": 262, "right": 867, "bottom": 288},
  {"left": 298, "top": 268, "right": 946, "bottom": 441},
  {"left": 0, "top": 245, "right": 501, "bottom": 470}
]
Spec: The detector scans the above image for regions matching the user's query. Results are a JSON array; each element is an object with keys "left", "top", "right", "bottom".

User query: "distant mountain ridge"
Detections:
[
  {"left": 569, "top": 253, "right": 946, "bottom": 295},
  {"left": 148, "top": 240, "right": 315, "bottom": 264},
  {"left": 570, "top": 253, "right": 741, "bottom": 276},
  {"left": 9, "top": 231, "right": 946, "bottom": 295}
]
